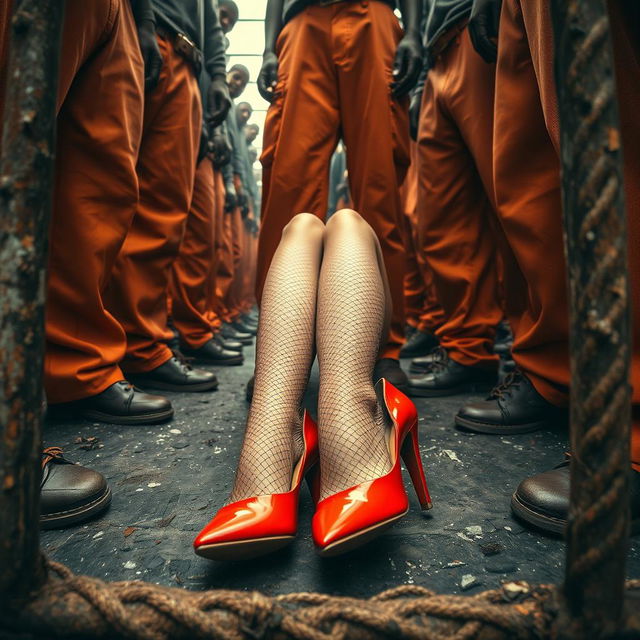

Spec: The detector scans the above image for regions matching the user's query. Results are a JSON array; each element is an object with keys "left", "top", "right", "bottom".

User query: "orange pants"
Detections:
[
  {"left": 416, "top": 28, "right": 501, "bottom": 369},
  {"left": 105, "top": 36, "right": 202, "bottom": 373},
  {"left": 258, "top": 0, "right": 410, "bottom": 359},
  {"left": 225, "top": 202, "right": 245, "bottom": 320},
  {"left": 44, "top": 0, "right": 144, "bottom": 403},
  {"left": 169, "top": 158, "right": 216, "bottom": 349},
  {"left": 500, "top": 0, "right": 640, "bottom": 467},
  {"left": 216, "top": 203, "right": 236, "bottom": 324},
  {"left": 205, "top": 168, "right": 226, "bottom": 333}
]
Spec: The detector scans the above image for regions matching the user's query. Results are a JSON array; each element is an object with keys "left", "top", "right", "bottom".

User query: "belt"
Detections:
[
  {"left": 430, "top": 19, "right": 469, "bottom": 58},
  {"left": 317, "top": 0, "right": 345, "bottom": 5},
  {"left": 156, "top": 25, "right": 203, "bottom": 75}
]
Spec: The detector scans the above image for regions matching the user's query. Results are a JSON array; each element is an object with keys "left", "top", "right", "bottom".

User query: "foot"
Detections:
[
  {"left": 181, "top": 339, "right": 244, "bottom": 366},
  {"left": 511, "top": 458, "right": 640, "bottom": 535},
  {"left": 214, "top": 333, "right": 243, "bottom": 352},
  {"left": 231, "top": 319, "right": 257, "bottom": 336},
  {"left": 40, "top": 447, "right": 111, "bottom": 529},
  {"left": 455, "top": 369, "right": 567, "bottom": 434},
  {"left": 221, "top": 323, "right": 253, "bottom": 345},
  {"left": 240, "top": 312, "right": 258, "bottom": 327},
  {"left": 48, "top": 380, "right": 174, "bottom": 425},
  {"left": 373, "top": 358, "right": 409, "bottom": 393},
  {"left": 408, "top": 347, "right": 496, "bottom": 397},
  {"left": 400, "top": 328, "right": 439, "bottom": 358},
  {"left": 127, "top": 355, "right": 219, "bottom": 392},
  {"left": 409, "top": 352, "right": 438, "bottom": 375}
]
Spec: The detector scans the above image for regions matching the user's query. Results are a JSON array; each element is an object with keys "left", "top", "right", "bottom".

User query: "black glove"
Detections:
[
  {"left": 391, "top": 33, "right": 423, "bottom": 97},
  {"left": 468, "top": 0, "right": 502, "bottom": 63},
  {"left": 207, "top": 76, "right": 232, "bottom": 127},
  {"left": 197, "top": 134, "right": 210, "bottom": 164},
  {"left": 211, "top": 132, "right": 232, "bottom": 168},
  {"left": 224, "top": 183, "right": 237, "bottom": 213},
  {"left": 257, "top": 51, "right": 279, "bottom": 103},
  {"left": 236, "top": 190, "right": 249, "bottom": 217},
  {"left": 137, "top": 20, "right": 163, "bottom": 91},
  {"left": 409, "top": 89, "right": 423, "bottom": 141}
]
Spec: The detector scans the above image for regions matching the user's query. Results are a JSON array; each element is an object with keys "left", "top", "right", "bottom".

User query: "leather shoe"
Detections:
[
  {"left": 455, "top": 369, "right": 567, "bottom": 434},
  {"left": 127, "top": 355, "right": 218, "bottom": 392},
  {"left": 221, "top": 323, "right": 253, "bottom": 345},
  {"left": 40, "top": 447, "right": 111, "bottom": 529},
  {"left": 408, "top": 347, "right": 496, "bottom": 397},
  {"left": 181, "top": 339, "right": 244, "bottom": 366},
  {"left": 400, "top": 328, "right": 439, "bottom": 358},
  {"left": 511, "top": 457, "right": 640, "bottom": 535},
  {"left": 48, "top": 380, "right": 173, "bottom": 425},
  {"left": 373, "top": 358, "right": 409, "bottom": 393},
  {"left": 214, "top": 333, "right": 243, "bottom": 352},
  {"left": 232, "top": 319, "right": 257, "bottom": 336},
  {"left": 409, "top": 352, "right": 438, "bottom": 375}
]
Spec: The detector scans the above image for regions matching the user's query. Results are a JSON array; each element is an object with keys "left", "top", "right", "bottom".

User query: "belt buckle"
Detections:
[{"left": 175, "top": 32, "right": 196, "bottom": 57}]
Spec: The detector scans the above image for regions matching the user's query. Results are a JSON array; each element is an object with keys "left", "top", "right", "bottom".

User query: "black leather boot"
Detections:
[
  {"left": 373, "top": 358, "right": 409, "bottom": 393},
  {"left": 511, "top": 457, "right": 640, "bottom": 535},
  {"left": 127, "top": 355, "right": 218, "bottom": 392},
  {"left": 409, "top": 352, "right": 437, "bottom": 375},
  {"left": 455, "top": 369, "right": 567, "bottom": 434},
  {"left": 400, "top": 328, "right": 439, "bottom": 358},
  {"left": 231, "top": 319, "right": 257, "bottom": 336},
  {"left": 214, "top": 333, "right": 243, "bottom": 352},
  {"left": 408, "top": 348, "right": 496, "bottom": 397},
  {"left": 181, "top": 339, "right": 244, "bottom": 366},
  {"left": 40, "top": 447, "right": 111, "bottom": 529},
  {"left": 48, "top": 380, "right": 174, "bottom": 425},
  {"left": 221, "top": 323, "right": 253, "bottom": 345}
]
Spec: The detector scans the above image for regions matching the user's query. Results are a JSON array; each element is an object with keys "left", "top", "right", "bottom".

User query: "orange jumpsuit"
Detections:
[
  {"left": 105, "top": 35, "right": 202, "bottom": 374},
  {"left": 416, "top": 26, "right": 502, "bottom": 370},
  {"left": 43, "top": 0, "right": 144, "bottom": 403},
  {"left": 258, "top": 0, "right": 410, "bottom": 359},
  {"left": 497, "top": 0, "right": 640, "bottom": 468}
]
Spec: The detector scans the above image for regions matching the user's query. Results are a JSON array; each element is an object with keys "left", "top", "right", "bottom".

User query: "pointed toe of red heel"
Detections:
[
  {"left": 194, "top": 411, "right": 318, "bottom": 561},
  {"left": 312, "top": 379, "right": 432, "bottom": 557}
]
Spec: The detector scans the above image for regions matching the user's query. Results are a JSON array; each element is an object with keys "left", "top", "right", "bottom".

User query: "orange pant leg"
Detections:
[
  {"left": 45, "top": 0, "right": 144, "bottom": 402},
  {"left": 205, "top": 168, "right": 225, "bottom": 333},
  {"left": 416, "top": 28, "right": 501, "bottom": 369},
  {"left": 216, "top": 205, "right": 236, "bottom": 323},
  {"left": 493, "top": 0, "right": 569, "bottom": 405},
  {"left": 169, "top": 158, "right": 216, "bottom": 348},
  {"left": 225, "top": 203, "right": 245, "bottom": 320},
  {"left": 105, "top": 37, "right": 202, "bottom": 373}
]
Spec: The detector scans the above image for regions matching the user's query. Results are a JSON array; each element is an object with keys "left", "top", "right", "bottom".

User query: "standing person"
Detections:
[
  {"left": 256, "top": 0, "right": 424, "bottom": 391},
  {"left": 463, "top": 0, "right": 640, "bottom": 532},
  {"left": 42, "top": 0, "right": 173, "bottom": 425},
  {"left": 105, "top": 0, "right": 232, "bottom": 393},
  {"left": 407, "top": 0, "right": 503, "bottom": 398}
]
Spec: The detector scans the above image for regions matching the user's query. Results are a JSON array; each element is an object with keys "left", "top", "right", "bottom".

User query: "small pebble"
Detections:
[
  {"left": 148, "top": 482, "right": 161, "bottom": 488},
  {"left": 123, "top": 561, "right": 136, "bottom": 569},
  {"left": 169, "top": 428, "right": 182, "bottom": 434},
  {"left": 460, "top": 574, "right": 478, "bottom": 590}
]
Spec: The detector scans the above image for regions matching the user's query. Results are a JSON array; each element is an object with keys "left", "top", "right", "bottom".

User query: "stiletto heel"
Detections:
[
  {"left": 194, "top": 411, "right": 318, "bottom": 561},
  {"left": 400, "top": 425, "right": 432, "bottom": 509},
  {"left": 312, "top": 379, "right": 432, "bottom": 557}
]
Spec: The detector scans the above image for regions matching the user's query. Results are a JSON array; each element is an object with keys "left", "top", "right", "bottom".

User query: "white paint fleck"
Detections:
[
  {"left": 123, "top": 561, "right": 136, "bottom": 569},
  {"left": 441, "top": 449, "right": 462, "bottom": 463},
  {"left": 170, "top": 428, "right": 182, "bottom": 434},
  {"left": 147, "top": 482, "right": 161, "bottom": 488},
  {"left": 92, "top": 531, "right": 104, "bottom": 539}
]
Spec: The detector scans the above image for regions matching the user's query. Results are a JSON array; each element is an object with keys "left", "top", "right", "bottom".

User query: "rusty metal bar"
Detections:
[
  {"left": 0, "top": 0, "right": 64, "bottom": 603},
  {"left": 551, "top": 0, "right": 632, "bottom": 637}
]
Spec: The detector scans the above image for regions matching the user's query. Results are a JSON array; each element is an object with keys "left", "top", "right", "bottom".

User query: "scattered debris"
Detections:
[
  {"left": 480, "top": 542, "right": 504, "bottom": 556},
  {"left": 169, "top": 428, "right": 182, "bottom": 434},
  {"left": 92, "top": 531, "right": 104, "bottom": 540},
  {"left": 460, "top": 574, "right": 479, "bottom": 590},
  {"left": 502, "top": 581, "right": 530, "bottom": 600},
  {"left": 204, "top": 438, "right": 218, "bottom": 446},
  {"left": 456, "top": 532, "right": 474, "bottom": 543},
  {"left": 464, "top": 525, "right": 482, "bottom": 537},
  {"left": 157, "top": 513, "right": 176, "bottom": 528},
  {"left": 123, "top": 527, "right": 137, "bottom": 538},
  {"left": 123, "top": 561, "right": 136, "bottom": 570},
  {"left": 147, "top": 482, "right": 161, "bottom": 488},
  {"left": 441, "top": 449, "right": 462, "bottom": 463},
  {"left": 74, "top": 436, "right": 103, "bottom": 451},
  {"left": 444, "top": 560, "right": 466, "bottom": 568}
]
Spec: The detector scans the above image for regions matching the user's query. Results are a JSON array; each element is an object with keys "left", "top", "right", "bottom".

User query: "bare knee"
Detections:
[
  {"left": 282, "top": 212, "right": 325, "bottom": 238},
  {"left": 325, "top": 208, "right": 372, "bottom": 236}
]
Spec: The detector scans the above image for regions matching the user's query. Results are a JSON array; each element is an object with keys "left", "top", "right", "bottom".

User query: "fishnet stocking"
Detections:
[
  {"left": 229, "top": 217, "right": 323, "bottom": 502},
  {"left": 316, "top": 214, "right": 393, "bottom": 500}
]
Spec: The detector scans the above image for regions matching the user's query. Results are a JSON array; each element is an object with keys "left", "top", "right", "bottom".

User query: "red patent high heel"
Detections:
[
  {"left": 311, "top": 379, "right": 431, "bottom": 557},
  {"left": 194, "top": 411, "right": 318, "bottom": 560}
]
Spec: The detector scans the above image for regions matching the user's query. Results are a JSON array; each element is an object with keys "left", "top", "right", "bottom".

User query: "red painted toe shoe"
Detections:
[
  {"left": 311, "top": 379, "right": 432, "bottom": 557},
  {"left": 194, "top": 411, "right": 318, "bottom": 561}
]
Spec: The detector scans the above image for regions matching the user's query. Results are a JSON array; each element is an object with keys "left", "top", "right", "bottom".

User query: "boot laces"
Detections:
[
  {"left": 172, "top": 349, "right": 194, "bottom": 371},
  {"left": 489, "top": 369, "right": 523, "bottom": 400},
  {"left": 42, "top": 446, "right": 64, "bottom": 468},
  {"left": 427, "top": 346, "right": 449, "bottom": 373}
]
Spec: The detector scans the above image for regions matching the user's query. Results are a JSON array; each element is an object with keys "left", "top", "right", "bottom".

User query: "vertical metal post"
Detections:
[
  {"left": 0, "top": 0, "right": 63, "bottom": 602},
  {"left": 551, "top": 0, "right": 631, "bottom": 637}
]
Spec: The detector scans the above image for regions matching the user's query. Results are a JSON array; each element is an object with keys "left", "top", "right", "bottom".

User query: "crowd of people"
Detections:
[{"left": 1, "top": 0, "right": 638, "bottom": 555}]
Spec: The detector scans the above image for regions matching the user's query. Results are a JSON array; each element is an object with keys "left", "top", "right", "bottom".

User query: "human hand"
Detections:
[
  {"left": 207, "top": 76, "right": 232, "bottom": 127},
  {"left": 392, "top": 33, "right": 423, "bottom": 97},
  {"left": 257, "top": 51, "right": 279, "bottom": 102},
  {"left": 137, "top": 21, "right": 163, "bottom": 91},
  {"left": 468, "top": 0, "right": 502, "bottom": 63}
]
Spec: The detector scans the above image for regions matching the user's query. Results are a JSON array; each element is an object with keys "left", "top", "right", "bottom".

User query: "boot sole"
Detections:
[
  {"left": 194, "top": 535, "right": 295, "bottom": 561},
  {"left": 79, "top": 407, "right": 174, "bottom": 425},
  {"left": 186, "top": 356, "right": 244, "bottom": 367},
  {"left": 316, "top": 510, "right": 408, "bottom": 558},
  {"left": 454, "top": 414, "right": 546, "bottom": 434},
  {"left": 41, "top": 487, "right": 112, "bottom": 530},
  {"left": 132, "top": 381, "right": 219, "bottom": 393},
  {"left": 408, "top": 382, "right": 494, "bottom": 398}
]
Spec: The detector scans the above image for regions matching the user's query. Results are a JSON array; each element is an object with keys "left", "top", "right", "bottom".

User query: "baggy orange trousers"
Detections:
[
  {"left": 416, "top": 27, "right": 502, "bottom": 369},
  {"left": 169, "top": 157, "right": 216, "bottom": 349},
  {"left": 258, "top": 0, "right": 410, "bottom": 359},
  {"left": 205, "top": 168, "right": 226, "bottom": 333},
  {"left": 105, "top": 36, "right": 202, "bottom": 373},
  {"left": 44, "top": 0, "right": 144, "bottom": 403},
  {"left": 225, "top": 198, "right": 245, "bottom": 320},
  {"left": 215, "top": 202, "right": 236, "bottom": 324},
  {"left": 401, "top": 145, "right": 445, "bottom": 334},
  {"left": 499, "top": 0, "right": 640, "bottom": 467}
]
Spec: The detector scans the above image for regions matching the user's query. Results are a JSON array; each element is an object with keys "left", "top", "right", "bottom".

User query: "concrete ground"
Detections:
[{"left": 42, "top": 344, "right": 640, "bottom": 597}]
